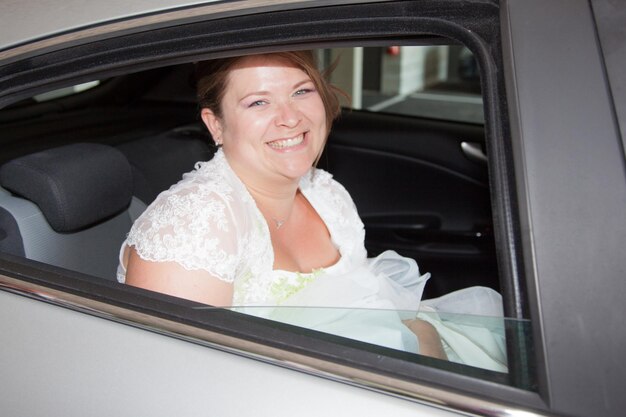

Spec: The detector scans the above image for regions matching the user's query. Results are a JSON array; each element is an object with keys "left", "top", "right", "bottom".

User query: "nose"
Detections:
[{"left": 275, "top": 100, "right": 301, "bottom": 128}]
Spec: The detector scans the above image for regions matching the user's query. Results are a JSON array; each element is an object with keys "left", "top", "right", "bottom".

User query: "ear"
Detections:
[{"left": 200, "top": 108, "right": 224, "bottom": 145}]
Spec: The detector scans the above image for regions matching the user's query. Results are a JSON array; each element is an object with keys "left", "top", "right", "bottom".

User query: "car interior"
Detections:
[{"left": 0, "top": 47, "right": 497, "bottom": 301}]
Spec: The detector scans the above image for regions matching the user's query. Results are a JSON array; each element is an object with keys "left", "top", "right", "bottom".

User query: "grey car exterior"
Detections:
[{"left": 1, "top": 0, "right": 625, "bottom": 416}]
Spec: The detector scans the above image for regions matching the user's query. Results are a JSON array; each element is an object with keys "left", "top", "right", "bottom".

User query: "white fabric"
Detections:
[
  {"left": 118, "top": 148, "right": 507, "bottom": 372},
  {"left": 260, "top": 250, "right": 429, "bottom": 354},
  {"left": 420, "top": 287, "right": 508, "bottom": 372}
]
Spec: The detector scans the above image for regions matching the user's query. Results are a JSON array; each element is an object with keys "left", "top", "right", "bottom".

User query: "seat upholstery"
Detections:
[
  {"left": 117, "top": 124, "right": 214, "bottom": 204},
  {"left": 0, "top": 143, "right": 146, "bottom": 280}
]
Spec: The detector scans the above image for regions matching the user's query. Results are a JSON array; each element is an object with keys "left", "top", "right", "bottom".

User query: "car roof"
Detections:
[{"left": 0, "top": 0, "right": 219, "bottom": 52}]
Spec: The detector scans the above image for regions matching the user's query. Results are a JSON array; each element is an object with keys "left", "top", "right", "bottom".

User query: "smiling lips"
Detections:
[{"left": 266, "top": 133, "right": 305, "bottom": 150}]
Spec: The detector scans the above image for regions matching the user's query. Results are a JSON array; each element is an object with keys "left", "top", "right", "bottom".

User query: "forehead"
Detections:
[{"left": 225, "top": 54, "right": 310, "bottom": 87}]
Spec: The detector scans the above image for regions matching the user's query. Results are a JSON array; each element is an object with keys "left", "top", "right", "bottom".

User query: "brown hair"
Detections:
[{"left": 195, "top": 51, "right": 343, "bottom": 134}]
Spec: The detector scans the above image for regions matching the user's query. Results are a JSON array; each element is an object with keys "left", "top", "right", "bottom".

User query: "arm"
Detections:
[
  {"left": 403, "top": 318, "right": 447, "bottom": 360},
  {"left": 125, "top": 247, "right": 234, "bottom": 306}
]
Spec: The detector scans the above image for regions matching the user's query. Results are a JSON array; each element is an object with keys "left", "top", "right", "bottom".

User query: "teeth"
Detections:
[{"left": 267, "top": 134, "right": 304, "bottom": 149}]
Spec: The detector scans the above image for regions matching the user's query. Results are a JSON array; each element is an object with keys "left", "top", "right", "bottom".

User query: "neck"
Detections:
[
  {"left": 246, "top": 181, "right": 298, "bottom": 209},
  {"left": 225, "top": 155, "right": 302, "bottom": 226},
  {"left": 247, "top": 183, "right": 300, "bottom": 231}
]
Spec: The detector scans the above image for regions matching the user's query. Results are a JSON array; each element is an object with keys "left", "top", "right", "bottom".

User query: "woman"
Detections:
[{"left": 117, "top": 51, "right": 505, "bottom": 369}]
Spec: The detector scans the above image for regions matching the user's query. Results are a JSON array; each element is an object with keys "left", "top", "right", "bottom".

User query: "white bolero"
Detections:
[{"left": 117, "top": 148, "right": 368, "bottom": 306}]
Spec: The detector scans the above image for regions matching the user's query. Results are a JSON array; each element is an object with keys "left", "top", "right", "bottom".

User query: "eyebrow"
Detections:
[{"left": 238, "top": 78, "right": 314, "bottom": 102}]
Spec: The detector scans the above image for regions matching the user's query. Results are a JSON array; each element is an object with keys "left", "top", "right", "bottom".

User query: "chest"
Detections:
[{"left": 269, "top": 194, "right": 340, "bottom": 273}]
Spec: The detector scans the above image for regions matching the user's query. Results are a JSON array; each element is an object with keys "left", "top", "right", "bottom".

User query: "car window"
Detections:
[{"left": 319, "top": 46, "right": 483, "bottom": 124}]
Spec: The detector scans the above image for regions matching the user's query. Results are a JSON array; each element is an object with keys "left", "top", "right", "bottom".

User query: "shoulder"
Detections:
[{"left": 124, "top": 152, "right": 251, "bottom": 280}]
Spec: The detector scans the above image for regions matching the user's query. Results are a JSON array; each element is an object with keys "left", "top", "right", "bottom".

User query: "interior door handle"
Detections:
[
  {"left": 363, "top": 214, "right": 440, "bottom": 232},
  {"left": 461, "top": 141, "right": 488, "bottom": 165}
]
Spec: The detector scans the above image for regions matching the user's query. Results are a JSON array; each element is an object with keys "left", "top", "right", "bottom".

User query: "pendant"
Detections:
[{"left": 273, "top": 218, "right": 286, "bottom": 229}]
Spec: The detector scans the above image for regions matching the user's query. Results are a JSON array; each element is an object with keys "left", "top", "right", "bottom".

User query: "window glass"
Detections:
[
  {"left": 318, "top": 46, "right": 483, "bottom": 123},
  {"left": 221, "top": 306, "right": 534, "bottom": 386}
]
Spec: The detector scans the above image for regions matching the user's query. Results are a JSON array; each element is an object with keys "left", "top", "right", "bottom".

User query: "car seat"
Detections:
[
  {"left": 117, "top": 124, "right": 214, "bottom": 205},
  {"left": 0, "top": 143, "right": 146, "bottom": 280}
]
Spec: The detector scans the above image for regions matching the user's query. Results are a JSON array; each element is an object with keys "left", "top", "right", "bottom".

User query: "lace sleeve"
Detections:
[{"left": 125, "top": 182, "right": 242, "bottom": 283}]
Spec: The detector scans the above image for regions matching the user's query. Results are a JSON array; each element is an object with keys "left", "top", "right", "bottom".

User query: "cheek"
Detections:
[
  {"left": 302, "top": 98, "right": 327, "bottom": 127},
  {"left": 223, "top": 112, "right": 267, "bottom": 140}
]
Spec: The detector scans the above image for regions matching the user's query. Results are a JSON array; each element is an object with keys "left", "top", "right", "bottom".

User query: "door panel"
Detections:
[{"left": 320, "top": 110, "right": 498, "bottom": 298}]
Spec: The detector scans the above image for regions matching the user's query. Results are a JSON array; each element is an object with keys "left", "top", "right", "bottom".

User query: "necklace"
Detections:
[
  {"left": 259, "top": 194, "right": 298, "bottom": 230},
  {"left": 272, "top": 217, "right": 286, "bottom": 229}
]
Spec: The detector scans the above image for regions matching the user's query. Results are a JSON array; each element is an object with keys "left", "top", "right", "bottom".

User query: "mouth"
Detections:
[{"left": 266, "top": 133, "right": 306, "bottom": 150}]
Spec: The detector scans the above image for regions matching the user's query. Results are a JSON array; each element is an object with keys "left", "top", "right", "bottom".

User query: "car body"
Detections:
[{"left": 0, "top": 0, "right": 625, "bottom": 416}]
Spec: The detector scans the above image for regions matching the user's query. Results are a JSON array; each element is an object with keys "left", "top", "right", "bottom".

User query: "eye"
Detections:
[
  {"left": 247, "top": 100, "right": 267, "bottom": 108},
  {"left": 294, "top": 87, "right": 315, "bottom": 97}
]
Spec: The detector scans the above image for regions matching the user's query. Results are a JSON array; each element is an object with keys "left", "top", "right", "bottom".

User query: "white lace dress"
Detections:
[{"left": 118, "top": 149, "right": 507, "bottom": 372}]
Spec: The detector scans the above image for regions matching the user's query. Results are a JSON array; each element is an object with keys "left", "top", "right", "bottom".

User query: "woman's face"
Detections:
[{"left": 202, "top": 55, "right": 327, "bottom": 186}]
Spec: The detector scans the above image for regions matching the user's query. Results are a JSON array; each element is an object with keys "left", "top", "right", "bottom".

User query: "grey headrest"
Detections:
[{"left": 0, "top": 143, "right": 133, "bottom": 232}]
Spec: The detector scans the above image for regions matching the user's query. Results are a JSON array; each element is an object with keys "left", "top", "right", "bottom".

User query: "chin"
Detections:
[{"left": 278, "top": 158, "right": 316, "bottom": 180}]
